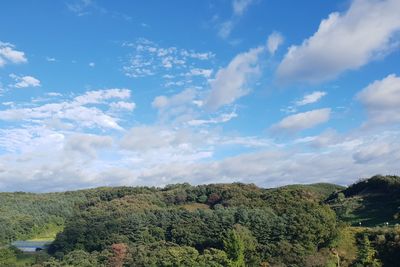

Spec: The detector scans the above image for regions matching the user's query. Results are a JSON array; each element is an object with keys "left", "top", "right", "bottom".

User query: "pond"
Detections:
[{"left": 11, "top": 240, "right": 52, "bottom": 252}]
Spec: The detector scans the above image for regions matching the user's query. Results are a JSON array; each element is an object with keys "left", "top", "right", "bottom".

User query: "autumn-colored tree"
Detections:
[{"left": 108, "top": 243, "right": 128, "bottom": 267}]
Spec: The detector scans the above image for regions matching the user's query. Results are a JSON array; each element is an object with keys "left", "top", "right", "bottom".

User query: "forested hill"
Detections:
[{"left": 1, "top": 175, "right": 400, "bottom": 266}]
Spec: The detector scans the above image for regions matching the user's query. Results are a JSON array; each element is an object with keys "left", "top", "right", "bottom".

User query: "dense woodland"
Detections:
[{"left": 0, "top": 175, "right": 400, "bottom": 266}]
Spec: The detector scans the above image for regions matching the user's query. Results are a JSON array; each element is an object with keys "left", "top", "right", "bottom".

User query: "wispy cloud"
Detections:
[
  {"left": 296, "top": 91, "right": 327, "bottom": 106},
  {"left": 66, "top": 0, "right": 105, "bottom": 16},
  {"left": 188, "top": 110, "right": 238, "bottom": 126},
  {"left": 217, "top": 0, "right": 256, "bottom": 39},
  {"left": 267, "top": 31, "right": 284, "bottom": 55},
  {"left": 123, "top": 38, "right": 215, "bottom": 90},
  {"left": 282, "top": 91, "right": 327, "bottom": 114},
  {"left": 46, "top": 57, "right": 57, "bottom": 62}
]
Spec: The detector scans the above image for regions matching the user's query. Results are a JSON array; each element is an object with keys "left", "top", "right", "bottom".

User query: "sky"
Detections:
[{"left": 0, "top": 0, "right": 400, "bottom": 192}]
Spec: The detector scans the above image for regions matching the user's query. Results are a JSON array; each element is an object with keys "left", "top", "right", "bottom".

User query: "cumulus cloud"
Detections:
[
  {"left": 272, "top": 108, "right": 331, "bottom": 133},
  {"left": 0, "top": 42, "right": 27, "bottom": 67},
  {"left": 205, "top": 46, "right": 264, "bottom": 110},
  {"left": 10, "top": 74, "right": 41, "bottom": 88},
  {"left": 267, "top": 31, "right": 284, "bottom": 55},
  {"left": 129, "top": 130, "right": 400, "bottom": 188},
  {"left": 277, "top": 0, "right": 400, "bottom": 83},
  {"left": 357, "top": 74, "right": 400, "bottom": 125},
  {"left": 1, "top": 111, "right": 400, "bottom": 191}
]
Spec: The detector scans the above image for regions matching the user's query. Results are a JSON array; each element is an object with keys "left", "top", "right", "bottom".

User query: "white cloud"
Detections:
[
  {"left": 152, "top": 89, "right": 196, "bottom": 110},
  {"left": 89, "top": 62, "right": 95, "bottom": 67},
  {"left": 123, "top": 38, "right": 214, "bottom": 79},
  {"left": 357, "top": 73, "right": 400, "bottom": 125},
  {"left": 272, "top": 108, "right": 331, "bottom": 133},
  {"left": 267, "top": 31, "right": 284, "bottom": 55},
  {"left": 1, "top": 109, "right": 400, "bottom": 191},
  {"left": 10, "top": 74, "right": 41, "bottom": 88},
  {"left": 74, "top": 88, "right": 131, "bottom": 105},
  {"left": 277, "top": 0, "right": 400, "bottom": 83},
  {"left": 205, "top": 46, "right": 264, "bottom": 110},
  {"left": 119, "top": 126, "right": 213, "bottom": 156},
  {"left": 152, "top": 89, "right": 199, "bottom": 123},
  {"left": 46, "top": 57, "right": 56, "bottom": 62},
  {"left": 65, "top": 133, "right": 113, "bottom": 158},
  {"left": 217, "top": 0, "right": 256, "bottom": 39},
  {"left": 0, "top": 88, "right": 133, "bottom": 130},
  {"left": 233, "top": 0, "right": 254, "bottom": 16},
  {"left": 109, "top": 101, "right": 136, "bottom": 111},
  {"left": 127, "top": 130, "right": 400, "bottom": 188},
  {"left": 282, "top": 91, "right": 327, "bottom": 114},
  {"left": 47, "top": 92, "right": 63, "bottom": 97},
  {"left": 0, "top": 42, "right": 27, "bottom": 67},
  {"left": 186, "top": 68, "right": 213, "bottom": 78},
  {"left": 353, "top": 142, "right": 392, "bottom": 164},
  {"left": 66, "top": 0, "right": 107, "bottom": 16},
  {"left": 296, "top": 91, "right": 327, "bottom": 106},
  {"left": 188, "top": 110, "right": 238, "bottom": 126},
  {"left": 218, "top": 21, "right": 235, "bottom": 39}
]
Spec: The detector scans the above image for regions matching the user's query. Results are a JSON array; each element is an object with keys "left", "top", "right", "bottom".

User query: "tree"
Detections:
[
  {"left": 357, "top": 235, "right": 381, "bottom": 267},
  {"left": 108, "top": 243, "right": 129, "bottom": 267},
  {"left": 224, "top": 227, "right": 245, "bottom": 267}
]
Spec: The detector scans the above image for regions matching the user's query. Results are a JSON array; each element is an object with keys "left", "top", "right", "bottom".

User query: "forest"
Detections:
[{"left": 1, "top": 175, "right": 399, "bottom": 266}]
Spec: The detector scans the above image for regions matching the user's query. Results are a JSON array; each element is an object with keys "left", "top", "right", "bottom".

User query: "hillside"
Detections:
[
  {"left": 327, "top": 175, "right": 400, "bottom": 227},
  {"left": 0, "top": 176, "right": 399, "bottom": 266}
]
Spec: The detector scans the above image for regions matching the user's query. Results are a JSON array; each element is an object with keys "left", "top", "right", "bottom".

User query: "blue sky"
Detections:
[{"left": 0, "top": 0, "right": 399, "bottom": 192}]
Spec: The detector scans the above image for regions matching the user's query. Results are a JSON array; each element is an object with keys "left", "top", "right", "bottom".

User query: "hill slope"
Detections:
[
  {"left": 1, "top": 176, "right": 400, "bottom": 266},
  {"left": 327, "top": 175, "right": 400, "bottom": 227}
]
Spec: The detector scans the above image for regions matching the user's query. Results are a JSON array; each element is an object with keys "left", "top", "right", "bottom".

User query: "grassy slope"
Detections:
[
  {"left": 327, "top": 175, "right": 400, "bottom": 227},
  {"left": 283, "top": 183, "right": 345, "bottom": 200}
]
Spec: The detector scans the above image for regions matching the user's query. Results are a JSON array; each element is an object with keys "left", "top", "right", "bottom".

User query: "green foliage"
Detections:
[
  {"left": 5, "top": 179, "right": 381, "bottom": 266},
  {"left": 356, "top": 234, "right": 381, "bottom": 267},
  {"left": 0, "top": 191, "right": 87, "bottom": 245},
  {"left": 224, "top": 227, "right": 245, "bottom": 267},
  {"left": 0, "top": 247, "right": 17, "bottom": 266},
  {"left": 44, "top": 183, "right": 338, "bottom": 266}
]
